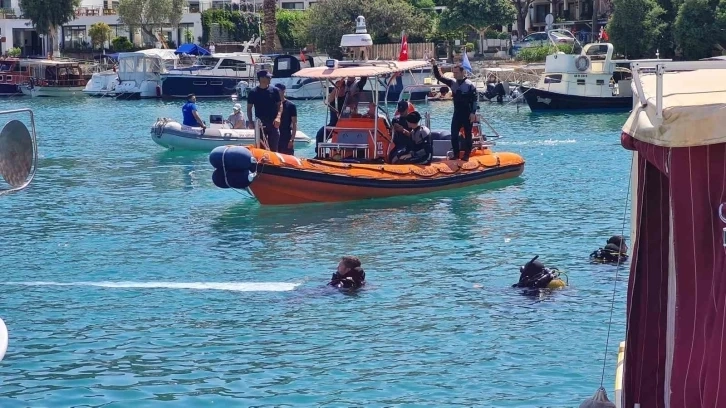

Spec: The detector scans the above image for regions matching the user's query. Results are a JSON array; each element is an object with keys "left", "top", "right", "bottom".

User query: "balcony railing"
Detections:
[{"left": 0, "top": 7, "right": 21, "bottom": 19}]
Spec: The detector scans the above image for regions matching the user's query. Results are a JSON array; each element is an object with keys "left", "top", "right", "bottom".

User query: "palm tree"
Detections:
[{"left": 262, "top": 0, "right": 280, "bottom": 53}]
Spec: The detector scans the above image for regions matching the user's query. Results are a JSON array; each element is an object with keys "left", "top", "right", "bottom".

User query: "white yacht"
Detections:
[
  {"left": 114, "top": 49, "right": 179, "bottom": 99},
  {"left": 519, "top": 30, "right": 670, "bottom": 111}
]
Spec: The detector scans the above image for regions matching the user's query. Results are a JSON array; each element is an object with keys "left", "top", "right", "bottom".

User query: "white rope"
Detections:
[{"left": 600, "top": 153, "right": 634, "bottom": 387}]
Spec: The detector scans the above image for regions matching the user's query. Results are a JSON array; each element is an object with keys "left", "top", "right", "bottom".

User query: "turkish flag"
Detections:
[{"left": 398, "top": 34, "right": 408, "bottom": 62}]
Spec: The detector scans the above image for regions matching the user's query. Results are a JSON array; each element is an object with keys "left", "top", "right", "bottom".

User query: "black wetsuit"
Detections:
[
  {"left": 590, "top": 243, "right": 629, "bottom": 263},
  {"left": 389, "top": 114, "right": 411, "bottom": 162},
  {"left": 432, "top": 65, "right": 478, "bottom": 159},
  {"left": 328, "top": 270, "right": 366, "bottom": 289}
]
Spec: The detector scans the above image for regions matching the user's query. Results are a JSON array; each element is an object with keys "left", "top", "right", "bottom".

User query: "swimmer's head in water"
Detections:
[
  {"left": 607, "top": 235, "right": 627, "bottom": 252},
  {"left": 338, "top": 255, "right": 361, "bottom": 275}
]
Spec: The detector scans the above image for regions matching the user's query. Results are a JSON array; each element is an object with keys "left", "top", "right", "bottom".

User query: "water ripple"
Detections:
[{"left": 0, "top": 97, "right": 630, "bottom": 406}]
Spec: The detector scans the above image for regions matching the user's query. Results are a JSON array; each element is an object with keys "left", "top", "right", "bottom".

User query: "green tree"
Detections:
[
  {"left": 262, "top": 0, "right": 279, "bottom": 52},
  {"left": 88, "top": 22, "right": 112, "bottom": 49},
  {"left": 117, "top": 0, "right": 186, "bottom": 44},
  {"left": 302, "top": 0, "right": 431, "bottom": 57},
  {"left": 607, "top": 0, "right": 666, "bottom": 58},
  {"left": 512, "top": 0, "right": 535, "bottom": 37},
  {"left": 200, "top": 10, "right": 260, "bottom": 44},
  {"left": 439, "top": 0, "right": 516, "bottom": 41},
  {"left": 406, "top": 0, "right": 437, "bottom": 10},
  {"left": 674, "top": 0, "right": 716, "bottom": 59},
  {"left": 277, "top": 9, "right": 308, "bottom": 49},
  {"left": 19, "top": 0, "right": 80, "bottom": 57}
]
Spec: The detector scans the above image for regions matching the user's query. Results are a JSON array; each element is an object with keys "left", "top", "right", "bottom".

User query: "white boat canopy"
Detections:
[
  {"left": 292, "top": 60, "right": 431, "bottom": 79},
  {"left": 623, "top": 62, "right": 726, "bottom": 147}
]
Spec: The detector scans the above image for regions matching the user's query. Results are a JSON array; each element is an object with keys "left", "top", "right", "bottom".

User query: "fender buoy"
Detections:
[
  {"left": 0, "top": 317, "right": 8, "bottom": 362},
  {"left": 575, "top": 55, "right": 590, "bottom": 72}
]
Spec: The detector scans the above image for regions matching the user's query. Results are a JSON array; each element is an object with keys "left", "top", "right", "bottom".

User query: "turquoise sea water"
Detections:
[{"left": 0, "top": 96, "right": 631, "bottom": 407}]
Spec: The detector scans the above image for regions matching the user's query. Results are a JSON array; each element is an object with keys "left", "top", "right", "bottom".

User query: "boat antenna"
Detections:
[{"left": 340, "top": 16, "right": 372, "bottom": 62}]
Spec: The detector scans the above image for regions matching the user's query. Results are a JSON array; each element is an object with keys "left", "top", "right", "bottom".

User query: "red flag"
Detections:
[
  {"left": 250, "top": 55, "right": 255, "bottom": 65},
  {"left": 299, "top": 49, "right": 307, "bottom": 63},
  {"left": 398, "top": 34, "right": 408, "bottom": 62}
]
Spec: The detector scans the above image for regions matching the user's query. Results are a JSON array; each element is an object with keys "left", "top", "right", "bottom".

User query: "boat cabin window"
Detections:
[
  {"left": 218, "top": 59, "right": 247, "bottom": 71},
  {"left": 0, "top": 62, "right": 13, "bottom": 72},
  {"left": 198, "top": 57, "right": 219, "bottom": 67},
  {"left": 544, "top": 74, "right": 562, "bottom": 84},
  {"left": 576, "top": 79, "right": 585, "bottom": 85},
  {"left": 586, "top": 44, "right": 609, "bottom": 60},
  {"left": 596, "top": 79, "right": 605, "bottom": 85},
  {"left": 146, "top": 58, "right": 162, "bottom": 73},
  {"left": 120, "top": 58, "right": 135, "bottom": 73}
]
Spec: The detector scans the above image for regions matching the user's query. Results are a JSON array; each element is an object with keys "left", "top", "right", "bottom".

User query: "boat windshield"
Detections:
[{"left": 340, "top": 89, "right": 377, "bottom": 118}]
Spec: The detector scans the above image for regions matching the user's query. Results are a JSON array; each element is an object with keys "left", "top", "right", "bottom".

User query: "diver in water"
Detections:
[
  {"left": 513, "top": 255, "right": 566, "bottom": 289},
  {"left": 590, "top": 235, "right": 629, "bottom": 264},
  {"left": 328, "top": 256, "right": 366, "bottom": 289}
]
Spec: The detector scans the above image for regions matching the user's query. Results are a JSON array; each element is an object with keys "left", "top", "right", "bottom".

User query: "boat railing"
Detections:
[
  {"left": 0, "top": 108, "right": 37, "bottom": 196},
  {"left": 166, "top": 67, "right": 255, "bottom": 78},
  {"left": 27, "top": 78, "right": 88, "bottom": 87},
  {"left": 629, "top": 60, "right": 725, "bottom": 124},
  {"left": 318, "top": 126, "right": 374, "bottom": 160}
]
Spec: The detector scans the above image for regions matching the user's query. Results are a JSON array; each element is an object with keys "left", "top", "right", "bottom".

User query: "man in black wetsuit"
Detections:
[{"left": 430, "top": 60, "right": 478, "bottom": 161}]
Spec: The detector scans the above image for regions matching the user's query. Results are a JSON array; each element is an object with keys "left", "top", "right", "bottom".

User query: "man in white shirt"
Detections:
[{"left": 227, "top": 103, "right": 245, "bottom": 129}]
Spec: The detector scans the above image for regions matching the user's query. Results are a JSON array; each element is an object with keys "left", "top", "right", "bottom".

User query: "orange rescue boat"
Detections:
[{"left": 209, "top": 15, "right": 524, "bottom": 205}]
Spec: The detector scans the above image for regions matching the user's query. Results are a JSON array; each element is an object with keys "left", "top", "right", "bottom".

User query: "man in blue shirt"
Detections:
[
  {"left": 274, "top": 83, "right": 297, "bottom": 155},
  {"left": 246, "top": 70, "right": 282, "bottom": 152},
  {"left": 182, "top": 93, "right": 206, "bottom": 129}
]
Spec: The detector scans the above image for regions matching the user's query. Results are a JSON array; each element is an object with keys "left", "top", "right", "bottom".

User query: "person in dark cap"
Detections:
[
  {"left": 391, "top": 110, "right": 432, "bottom": 164},
  {"left": 274, "top": 83, "right": 297, "bottom": 155},
  {"left": 590, "top": 235, "right": 629, "bottom": 264},
  {"left": 246, "top": 69, "right": 282, "bottom": 152},
  {"left": 182, "top": 93, "right": 206, "bottom": 129}
]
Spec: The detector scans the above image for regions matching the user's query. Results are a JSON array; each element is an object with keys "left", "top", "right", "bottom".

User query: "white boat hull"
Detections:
[
  {"left": 115, "top": 80, "right": 162, "bottom": 99},
  {"left": 150, "top": 119, "right": 312, "bottom": 151},
  {"left": 20, "top": 85, "right": 86, "bottom": 97},
  {"left": 83, "top": 71, "right": 119, "bottom": 97},
  {"left": 0, "top": 317, "right": 7, "bottom": 362}
]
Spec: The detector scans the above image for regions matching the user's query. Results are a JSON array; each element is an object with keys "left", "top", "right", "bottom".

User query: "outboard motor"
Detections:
[{"left": 513, "top": 255, "right": 564, "bottom": 289}]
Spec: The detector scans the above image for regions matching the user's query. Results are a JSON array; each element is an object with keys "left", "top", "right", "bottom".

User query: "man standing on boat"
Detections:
[
  {"left": 246, "top": 70, "right": 283, "bottom": 152},
  {"left": 182, "top": 93, "right": 206, "bottom": 130},
  {"left": 274, "top": 83, "right": 297, "bottom": 155},
  {"left": 430, "top": 60, "right": 478, "bottom": 161}
]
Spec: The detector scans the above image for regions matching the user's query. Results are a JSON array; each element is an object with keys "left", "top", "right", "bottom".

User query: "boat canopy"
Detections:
[
  {"left": 174, "top": 43, "right": 210, "bottom": 56},
  {"left": 120, "top": 48, "right": 179, "bottom": 61},
  {"left": 623, "top": 65, "right": 726, "bottom": 147},
  {"left": 620, "top": 60, "right": 726, "bottom": 408},
  {"left": 293, "top": 60, "right": 430, "bottom": 79}
]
